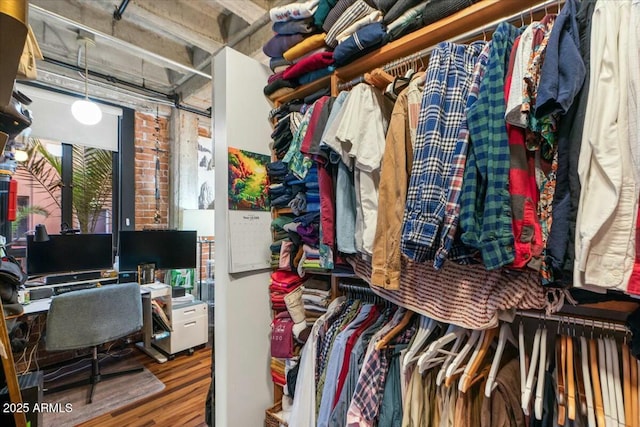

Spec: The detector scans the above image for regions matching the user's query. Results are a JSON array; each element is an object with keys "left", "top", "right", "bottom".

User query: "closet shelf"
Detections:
[{"left": 272, "top": 0, "right": 544, "bottom": 105}]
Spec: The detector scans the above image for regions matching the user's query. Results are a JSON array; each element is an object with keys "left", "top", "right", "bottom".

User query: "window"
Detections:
[{"left": 12, "top": 138, "right": 114, "bottom": 243}]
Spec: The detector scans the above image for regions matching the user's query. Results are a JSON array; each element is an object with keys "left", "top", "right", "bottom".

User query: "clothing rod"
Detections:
[
  {"left": 338, "top": 282, "right": 379, "bottom": 295},
  {"left": 516, "top": 310, "right": 630, "bottom": 333},
  {"left": 340, "top": 0, "right": 564, "bottom": 89}
]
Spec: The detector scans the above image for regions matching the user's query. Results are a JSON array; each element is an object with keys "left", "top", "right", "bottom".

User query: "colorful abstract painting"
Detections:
[{"left": 228, "top": 147, "right": 270, "bottom": 211}]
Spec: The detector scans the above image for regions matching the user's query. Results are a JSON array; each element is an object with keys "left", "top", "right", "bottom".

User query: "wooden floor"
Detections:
[{"left": 77, "top": 346, "right": 212, "bottom": 427}]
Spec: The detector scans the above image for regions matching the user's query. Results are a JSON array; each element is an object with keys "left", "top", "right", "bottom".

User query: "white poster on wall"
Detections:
[{"left": 197, "top": 136, "right": 215, "bottom": 209}]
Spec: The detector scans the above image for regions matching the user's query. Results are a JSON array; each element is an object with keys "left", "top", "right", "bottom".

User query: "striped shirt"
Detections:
[{"left": 324, "top": 0, "right": 378, "bottom": 48}]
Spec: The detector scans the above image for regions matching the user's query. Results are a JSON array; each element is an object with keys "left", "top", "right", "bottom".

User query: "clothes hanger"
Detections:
[
  {"left": 418, "top": 324, "right": 466, "bottom": 373},
  {"left": 445, "top": 329, "right": 481, "bottom": 387},
  {"left": 459, "top": 327, "right": 498, "bottom": 393},
  {"left": 402, "top": 316, "right": 437, "bottom": 371},
  {"left": 436, "top": 329, "right": 468, "bottom": 386},
  {"left": 622, "top": 337, "right": 632, "bottom": 427},
  {"left": 581, "top": 331, "right": 597, "bottom": 427},
  {"left": 567, "top": 325, "right": 577, "bottom": 421},
  {"left": 375, "top": 310, "right": 414, "bottom": 351},
  {"left": 608, "top": 333, "right": 624, "bottom": 426},
  {"left": 573, "top": 322, "right": 588, "bottom": 420},
  {"left": 589, "top": 327, "right": 606, "bottom": 427},
  {"left": 534, "top": 326, "right": 548, "bottom": 420},
  {"left": 629, "top": 336, "right": 639, "bottom": 427},
  {"left": 519, "top": 320, "right": 527, "bottom": 402},
  {"left": 522, "top": 324, "right": 543, "bottom": 416},
  {"left": 557, "top": 324, "right": 567, "bottom": 426},
  {"left": 485, "top": 322, "right": 517, "bottom": 397},
  {"left": 597, "top": 331, "right": 613, "bottom": 427}
]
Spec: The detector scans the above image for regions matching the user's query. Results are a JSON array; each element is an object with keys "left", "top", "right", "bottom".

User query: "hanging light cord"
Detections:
[{"left": 84, "top": 39, "right": 89, "bottom": 100}]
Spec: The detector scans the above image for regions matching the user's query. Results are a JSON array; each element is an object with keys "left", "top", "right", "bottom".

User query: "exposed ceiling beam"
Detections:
[
  {"left": 29, "top": 1, "right": 209, "bottom": 78},
  {"left": 209, "top": 0, "right": 267, "bottom": 24},
  {"left": 112, "top": 0, "right": 225, "bottom": 52}
]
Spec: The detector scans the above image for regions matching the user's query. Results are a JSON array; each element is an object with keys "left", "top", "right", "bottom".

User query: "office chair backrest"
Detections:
[{"left": 46, "top": 282, "right": 142, "bottom": 351}]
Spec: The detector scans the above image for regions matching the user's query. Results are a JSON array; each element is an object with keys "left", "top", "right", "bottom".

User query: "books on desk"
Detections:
[{"left": 151, "top": 299, "right": 172, "bottom": 332}]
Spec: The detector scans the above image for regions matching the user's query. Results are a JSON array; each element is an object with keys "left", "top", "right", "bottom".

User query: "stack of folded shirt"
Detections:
[
  {"left": 265, "top": 0, "right": 329, "bottom": 100},
  {"left": 271, "top": 357, "right": 287, "bottom": 386},
  {"left": 301, "top": 277, "right": 331, "bottom": 323},
  {"left": 270, "top": 270, "right": 308, "bottom": 312},
  {"left": 300, "top": 244, "right": 321, "bottom": 270}
]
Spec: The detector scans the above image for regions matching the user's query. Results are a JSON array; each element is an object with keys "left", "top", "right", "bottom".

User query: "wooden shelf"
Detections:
[{"left": 272, "top": 0, "right": 544, "bottom": 104}]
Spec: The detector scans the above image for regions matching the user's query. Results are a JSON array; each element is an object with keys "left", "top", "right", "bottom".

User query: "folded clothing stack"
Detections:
[
  {"left": 301, "top": 277, "right": 331, "bottom": 323},
  {"left": 271, "top": 357, "right": 287, "bottom": 386},
  {"left": 269, "top": 270, "right": 307, "bottom": 312},
  {"left": 265, "top": 0, "right": 337, "bottom": 100}
]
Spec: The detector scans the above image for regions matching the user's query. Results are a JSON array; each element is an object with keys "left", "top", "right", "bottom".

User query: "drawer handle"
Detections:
[
  {"left": 184, "top": 321, "right": 197, "bottom": 327},
  {"left": 182, "top": 309, "right": 197, "bottom": 315}
]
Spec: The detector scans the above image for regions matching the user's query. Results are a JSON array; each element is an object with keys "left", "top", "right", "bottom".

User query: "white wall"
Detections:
[{"left": 213, "top": 47, "right": 273, "bottom": 426}]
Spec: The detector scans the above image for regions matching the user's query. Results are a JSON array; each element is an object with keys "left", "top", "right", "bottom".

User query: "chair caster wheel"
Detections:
[{"left": 188, "top": 348, "right": 195, "bottom": 356}]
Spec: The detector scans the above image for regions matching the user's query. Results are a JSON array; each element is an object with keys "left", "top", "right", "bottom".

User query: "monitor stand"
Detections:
[{"left": 43, "top": 271, "right": 103, "bottom": 285}]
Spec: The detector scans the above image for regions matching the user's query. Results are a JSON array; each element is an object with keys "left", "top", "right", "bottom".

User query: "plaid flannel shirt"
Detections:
[
  {"left": 459, "top": 22, "right": 521, "bottom": 270},
  {"left": 401, "top": 41, "right": 484, "bottom": 267},
  {"left": 346, "top": 320, "right": 416, "bottom": 426}
]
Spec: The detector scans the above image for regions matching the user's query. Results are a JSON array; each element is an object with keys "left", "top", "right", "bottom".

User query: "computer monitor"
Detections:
[
  {"left": 26, "top": 233, "right": 113, "bottom": 276},
  {"left": 118, "top": 230, "right": 197, "bottom": 271}
]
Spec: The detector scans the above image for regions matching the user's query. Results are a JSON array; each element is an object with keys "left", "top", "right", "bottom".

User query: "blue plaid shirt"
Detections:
[
  {"left": 459, "top": 22, "right": 521, "bottom": 270},
  {"left": 401, "top": 41, "right": 484, "bottom": 268}
]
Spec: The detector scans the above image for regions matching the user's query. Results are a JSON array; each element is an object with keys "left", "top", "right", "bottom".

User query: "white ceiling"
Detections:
[{"left": 26, "top": 0, "right": 279, "bottom": 115}]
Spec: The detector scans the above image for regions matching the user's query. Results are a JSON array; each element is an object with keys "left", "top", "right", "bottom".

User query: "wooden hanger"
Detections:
[
  {"left": 589, "top": 336, "right": 606, "bottom": 427},
  {"left": 567, "top": 332, "right": 577, "bottom": 421},
  {"left": 580, "top": 335, "right": 596, "bottom": 427},
  {"left": 631, "top": 353, "right": 639, "bottom": 427},
  {"left": 622, "top": 340, "right": 632, "bottom": 427},
  {"left": 375, "top": 310, "right": 414, "bottom": 350},
  {"left": 557, "top": 332, "right": 567, "bottom": 426},
  {"left": 459, "top": 327, "right": 498, "bottom": 393},
  {"left": 534, "top": 327, "right": 548, "bottom": 420}
]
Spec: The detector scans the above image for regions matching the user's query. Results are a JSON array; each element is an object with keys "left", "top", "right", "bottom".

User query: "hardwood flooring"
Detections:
[{"left": 77, "top": 346, "right": 212, "bottom": 427}]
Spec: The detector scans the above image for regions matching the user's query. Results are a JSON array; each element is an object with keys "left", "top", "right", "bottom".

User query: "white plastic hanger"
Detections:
[
  {"left": 458, "top": 329, "right": 487, "bottom": 392},
  {"left": 519, "top": 321, "right": 527, "bottom": 402},
  {"left": 608, "top": 336, "right": 624, "bottom": 427},
  {"left": 402, "top": 316, "right": 436, "bottom": 371},
  {"left": 437, "top": 330, "right": 468, "bottom": 386},
  {"left": 534, "top": 327, "right": 548, "bottom": 420},
  {"left": 598, "top": 336, "right": 613, "bottom": 427},
  {"left": 445, "top": 329, "right": 481, "bottom": 386},
  {"left": 580, "top": 335, "right": 596, "bottom": 427},
  {"left": 484, "top": 323, "right": 517, "bottom": 397},
  {"left": 522, "top": 325, "right": 542, "bottom": 416},
  {"left": 418, "top": 325, "right": 466, "bottom": 373}
]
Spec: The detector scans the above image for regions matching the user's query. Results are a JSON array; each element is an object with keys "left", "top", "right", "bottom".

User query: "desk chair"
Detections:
[{"left": 44, "top": 282, "right": 143, "bottom": 403}]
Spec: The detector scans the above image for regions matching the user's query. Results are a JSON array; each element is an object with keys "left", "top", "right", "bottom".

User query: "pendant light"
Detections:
[{"left": 71, "top": 36, "right": 102, "bottom": 126}]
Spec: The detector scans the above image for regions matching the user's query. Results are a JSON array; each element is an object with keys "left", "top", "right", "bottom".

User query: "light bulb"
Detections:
[
  {"left": 14, "top": 149, "right": 28, "bottom": 162},
  {"left": 71, "top": 99, "right": 102, "bottom": 125}
]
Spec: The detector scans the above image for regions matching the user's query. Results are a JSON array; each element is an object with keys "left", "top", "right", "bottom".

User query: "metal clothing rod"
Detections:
[
  {"left": 340, "top": 0, "right": 565, "bottom": 90},
  {"left": 338, "top": 282, "right": 377, "bottom": 295},
  {"left": 516, "top": 310, "right": 630, "bottom": 334}
]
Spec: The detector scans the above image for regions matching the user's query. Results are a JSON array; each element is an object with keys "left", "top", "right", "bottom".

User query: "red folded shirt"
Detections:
[{"left": 282, "top": 51, "right": 335, "bottom": 81}]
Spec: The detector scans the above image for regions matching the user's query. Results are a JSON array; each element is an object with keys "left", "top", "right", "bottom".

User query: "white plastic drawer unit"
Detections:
[{"left": 155, "top": 301, "right": 208, "bottom": 355}]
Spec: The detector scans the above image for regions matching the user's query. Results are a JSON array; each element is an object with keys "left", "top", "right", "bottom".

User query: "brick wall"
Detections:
[{"left": 134, "top": 112, "right": 170, "bottom": 230}]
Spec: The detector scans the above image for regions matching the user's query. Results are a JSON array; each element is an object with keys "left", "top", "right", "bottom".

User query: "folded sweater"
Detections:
[{"left": 282, "top": 51, "right": 335, "bottom": 80}]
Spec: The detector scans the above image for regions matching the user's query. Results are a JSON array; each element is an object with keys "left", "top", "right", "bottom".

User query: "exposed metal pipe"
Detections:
[
  {"left": 113, "top": 0, "right": 130, "bottom": 21},
  {"left": 42, "top": 56, "right": 211, "bottom": 118},
  {"left": 29, "top": 3, "right": 212, "bottom": 79}
]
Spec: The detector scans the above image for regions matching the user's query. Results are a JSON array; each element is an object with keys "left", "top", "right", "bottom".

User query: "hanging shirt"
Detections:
[
  {"left": 288, "top": 297, "right": 347, "bottom": 427},
  {"left": 401, "top": 42, "right": 483, "bottom": 268},
  {"left": 459, "top": 22, "right": 521, "bottom": 270},
  {"left": 335, "top": 83, "right": 393, "bottom": 255},
  {"left": 574, "top": 0, "right": 636, "bottom": 291}
]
